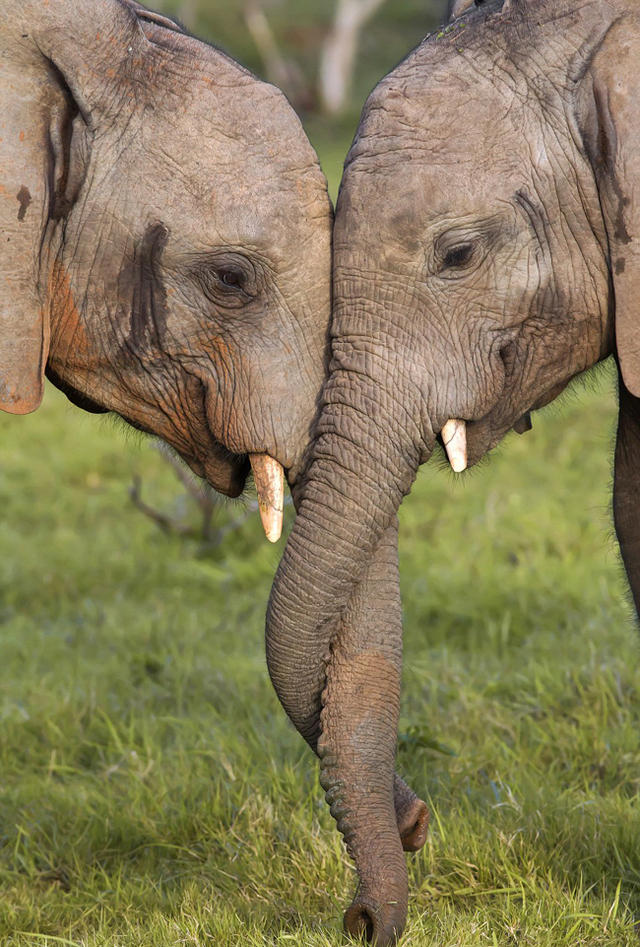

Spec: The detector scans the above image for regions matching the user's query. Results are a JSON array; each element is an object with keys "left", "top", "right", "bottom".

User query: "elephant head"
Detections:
[
  {"left": 266, "top": 0, "right": 640, "bottom": 941},
  {"left": 0, "top": 0, "right": 332, "bottom": 527}
]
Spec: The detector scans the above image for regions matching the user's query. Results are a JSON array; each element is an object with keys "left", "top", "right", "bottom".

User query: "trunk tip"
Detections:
[
  {"left": 399, "top": 798, "right": 430, "bottom": 853},
  {"left": 343, "top": 900, "right": 404, "bottom": 945}
]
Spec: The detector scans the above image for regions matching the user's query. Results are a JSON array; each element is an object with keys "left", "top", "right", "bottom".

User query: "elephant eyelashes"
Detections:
[{"left": 441, "top": 243, "right": 475, "bottom": 271}]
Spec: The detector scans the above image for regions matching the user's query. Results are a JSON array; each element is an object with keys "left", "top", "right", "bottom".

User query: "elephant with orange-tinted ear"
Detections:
[
  {"left": 0, "top": 0, "right": 334, "bottom": 517},
  {"left": 266, "top": 0, "right": 640, "bottom": 942}
]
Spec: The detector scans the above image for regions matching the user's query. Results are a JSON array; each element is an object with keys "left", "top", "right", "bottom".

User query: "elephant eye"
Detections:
[
  {"left": 190, "top": 255, "right": 258, "bottom": 308},
  {"left": 215, "top": 266, "right": 247, "bottom": 294},
  {"left": 441, "top": 243, "right": 475, "bottom": 270}
]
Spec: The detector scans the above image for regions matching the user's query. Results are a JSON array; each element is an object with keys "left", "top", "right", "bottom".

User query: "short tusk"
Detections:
[
  {"left": 249, "top": 453, "right": 284, "bottom": 543},
  {"left": 441, "top": 419, "right": 467, "bottom": 473}
]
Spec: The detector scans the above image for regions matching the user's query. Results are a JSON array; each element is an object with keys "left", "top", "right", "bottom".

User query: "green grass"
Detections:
[{"left": 2, "top": 353, "right": 639, "bottom": 946}]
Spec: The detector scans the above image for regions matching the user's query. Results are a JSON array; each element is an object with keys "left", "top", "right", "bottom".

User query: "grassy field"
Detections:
[{"left": 2, "top": 139, "right": 640, "bottom": 946}]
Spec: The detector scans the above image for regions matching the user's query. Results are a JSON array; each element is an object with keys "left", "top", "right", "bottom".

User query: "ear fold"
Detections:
[
  {"left": 582, "top": 17, "right": 640, "bottom": 396},
  {"left": 0, "top": 0, "right": 142, "bottom": 414},
  {"left": 124, "top": 1, "right": 184, "bottom": 33}
]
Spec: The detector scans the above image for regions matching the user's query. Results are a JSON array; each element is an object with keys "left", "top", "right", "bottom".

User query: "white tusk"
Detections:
[
  {"left": 249, "top": 453, "right": 285, "bottom": 543},
  {"left": 441, "top": 419, "right": 467, "bottom": 473}
]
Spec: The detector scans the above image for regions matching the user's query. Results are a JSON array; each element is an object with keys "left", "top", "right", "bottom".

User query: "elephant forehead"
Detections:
[
  {"left": 185, "top": 158, "right": 330, "bottom": 256},
  {"left": 149, "top": 89, "right": 326, "bottom": 195},
  {"left": 337, "top": 151, "right": 518, "bottom": 249},
  {"left": 134, "top": 126, "right": 329, "bottom": 252},
  {"left": 185, "top": 74, "right": 314, "bottom": 157},
  {"left": 354, "top": 77, "right": 522, "bottom": 168}
]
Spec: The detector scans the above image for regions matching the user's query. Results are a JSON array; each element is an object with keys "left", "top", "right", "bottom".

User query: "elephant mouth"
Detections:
[
  {"left": 463, "top": 419, "right": 508, "bottom": 466},
  {"left": 443, "top": 376, "right": 575, "bottom": 469},
  {"left": 180, "top": 443, "right": 251, "bottom": 499},
  {"left": 117, "top": 409, "right": 251, "bottom": 499}
]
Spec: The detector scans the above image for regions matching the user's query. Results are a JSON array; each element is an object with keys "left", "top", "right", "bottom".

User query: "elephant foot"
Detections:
[
  {"left": 393, "top": 774, "right": 430, "bottom": 852},
  {"left": 343, "top": 890, "right": 406, "bottom": 946}
]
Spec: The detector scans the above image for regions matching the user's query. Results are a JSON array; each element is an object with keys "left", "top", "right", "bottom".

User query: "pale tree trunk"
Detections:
[
  {"left": 178, "top": 0, "right": 197, "bottom": 30},
  {"left": 241, "top": 1, "right": 312, "bottom": 110},
  {"left": 319, "top": 0, "right": 387, "bottom": 116}
]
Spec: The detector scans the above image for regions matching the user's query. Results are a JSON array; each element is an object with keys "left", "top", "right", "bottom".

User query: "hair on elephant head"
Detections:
[
  {"left": 0, "top": 0, "right": 332, "bottom": 520},
  {"left": 266, "top": 0, "right": 640, "bottom": 942}
]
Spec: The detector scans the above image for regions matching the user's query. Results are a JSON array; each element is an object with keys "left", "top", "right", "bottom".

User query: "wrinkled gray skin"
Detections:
[
  {"left": 267, "top": 0, "right": 640, "bottom": 942},
  {"left": 0, "top": 1, "right": 428, "bottom": 934},
  {"left": 0, "top": 0, "right": 332, "bottom": 494}
]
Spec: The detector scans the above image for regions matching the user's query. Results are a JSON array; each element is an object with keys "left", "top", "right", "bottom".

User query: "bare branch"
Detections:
[
  {"left": 129, "top": 475, "right": 193, "bottom": 536},
  {"left": 241, "top": 0, "right": 315, "bottom": 111},
  {"left": 153, "top": 442, "right": 215, "bottom": 513}
]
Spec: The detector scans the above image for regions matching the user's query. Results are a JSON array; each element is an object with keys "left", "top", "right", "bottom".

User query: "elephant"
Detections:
[
  {"left": 266, "top": 0, "right": 640, "bottom": 942},
  {"left": 0, "top": 0, "right": 334, "bottom": 536},
  {"left": 1, "top": 0, "right": 430, "bottom": 936}
]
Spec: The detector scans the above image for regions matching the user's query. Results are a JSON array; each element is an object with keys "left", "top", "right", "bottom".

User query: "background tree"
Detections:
[{"left": 318, "top": 0, "right": 388, "bottom": 115}]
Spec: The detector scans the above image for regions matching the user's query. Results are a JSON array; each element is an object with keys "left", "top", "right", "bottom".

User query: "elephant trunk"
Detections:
[
  {"left": 266, "top": 354, "right": 428, "bottom": 943},
  {"left": 320, "top": 521, "right": 410, "bottom": 945},
  {"left": 266, "top": 354, "right": 423, "bottom": 746}
]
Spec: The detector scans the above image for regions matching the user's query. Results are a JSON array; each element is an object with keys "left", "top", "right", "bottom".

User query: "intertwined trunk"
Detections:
[
  {"left": 266, "top": 347, "right": 427, "bottom": 943},
  {"left": 319, "top": 520, "right": 410, "bottom": 943},
  {"left": 267, "top": 356, "right": 420, "bottom": 743}
]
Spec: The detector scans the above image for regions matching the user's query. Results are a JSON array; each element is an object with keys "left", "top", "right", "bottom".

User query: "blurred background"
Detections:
[{"left": 2, "top": 3, "right": 640, "bottom": 945}]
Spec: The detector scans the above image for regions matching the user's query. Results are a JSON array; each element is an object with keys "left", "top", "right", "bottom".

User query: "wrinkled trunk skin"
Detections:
[
  {"left": 266, "top": 354, "right": 428, "bottom": 943},
  {"left": 267, "top": 351, "right": 423, "bottom": 742},
  {"left": 319, "top": 519, "right": 416, "bottom": 944}
]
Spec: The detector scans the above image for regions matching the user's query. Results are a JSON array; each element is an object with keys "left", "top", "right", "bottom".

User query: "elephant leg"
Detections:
[
  {"left": 318, "top": 520, "right": 423, "bottom": 945},
  {"left": 614, "top": 372, "right": 640, "bottom": 618}
]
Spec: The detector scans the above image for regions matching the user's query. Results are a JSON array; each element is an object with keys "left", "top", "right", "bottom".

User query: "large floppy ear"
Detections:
[
  {"left": 0, "top": 0, "right": 142, "bottom": 414},
  {"left": 581, "top": 16, "right": 640, "bottom": 396}
]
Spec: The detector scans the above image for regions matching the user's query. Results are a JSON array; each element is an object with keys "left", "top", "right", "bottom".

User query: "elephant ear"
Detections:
[
  {"left": 582, "top": 17, "right": 640, "bottom": 396},
  {"left": 0, "top": 0, "right": 142, "bottom": 414}
]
